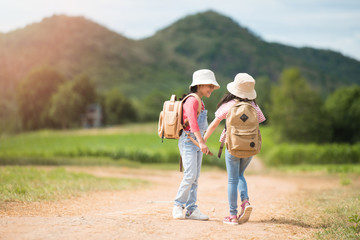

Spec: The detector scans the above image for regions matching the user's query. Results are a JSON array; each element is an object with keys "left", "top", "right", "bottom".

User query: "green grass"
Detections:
[
  {"left": 271, "top": 171, "right": 360, "bottom": 240},
  {"left": 1, "top": 123, "right": 359, "bottom": 173},
  {"left": 273, "top": 164, "right": 360, "bottom": 175},
  {"left": 258, "top": 126, "right": 360, "bottom": 168},
  {"left": 0, "top": 166, "right": 147, "bottom": 202},
  {"left": 0, "top": 122, "right": 225, "bottom": 168},
  {"left": 301, "top": 187, "right": 360, "bottom": 239}
]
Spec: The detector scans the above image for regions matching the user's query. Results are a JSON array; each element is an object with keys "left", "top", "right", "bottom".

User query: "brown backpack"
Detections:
[
  {"left": 158, "top": 93, "right": 202, "bottom": 141},
  {"left": 224, "top": 100, "right": 261, "bottom": 158}
]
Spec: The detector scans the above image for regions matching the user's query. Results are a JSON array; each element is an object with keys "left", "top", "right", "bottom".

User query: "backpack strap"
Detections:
[
  {"left": 218, "top": 123, "right": 226, "bottom": 158},
  {"left": 218, "top": 139, "right": 225, "bottom": 158},
  {"left": 182, "top": 93, "right": 202, "bottom": 115},
  {"left": 170, "top": 94, "right": 177, "bottom": 102},
  {"left": 181, "top": 93, "right": 202, "bottom": 127},
  {"left": 179, "top": 155, "right": 183, "bottom": 172}
]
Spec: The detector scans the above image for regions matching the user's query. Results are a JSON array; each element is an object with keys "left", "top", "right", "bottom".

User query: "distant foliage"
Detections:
[
  {"left": 16, "top": 65, "right": 142, "bottom": 130},
  {"left": 138, "top": 90, "right": 168, "bottom": 121},
  {"left": 0, "top": 98, "right": 20, "bottom": 133},
  {"left": 255, "top": 76, "right": 271, "bottom": 121},
  {"left": 325, "top": 86, "right": 360, "bottom": 143},
  {"left": 270, "top": 67, "right": 331, "bottom": 143},
  {"left": 104, "top": 89, "right": 137, "bottom": 125},
  {"left": 49, "top": 82, "right": 83, "bottom": 129},
  {"left": 265, "top": 143, "right": 360, "bottom": 166},
  {"left": 71, "top": 75, "right": 97, "bottom": 111},
  {"left": 16, "top": 67, "right": 65, "bottom": 130},
  {"left": 2, "top": 11, "right": 360, "bottom": 134},
  {"left": 2, "top": 11, "right": 360, "bottom": 107}
]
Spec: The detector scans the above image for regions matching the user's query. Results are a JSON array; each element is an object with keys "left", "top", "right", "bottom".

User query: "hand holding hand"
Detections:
[{"left": 199, "top": 142, "right": 209, "bottom": 155}]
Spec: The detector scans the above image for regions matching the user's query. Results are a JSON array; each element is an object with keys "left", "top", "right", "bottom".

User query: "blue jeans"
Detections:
[
  {"left": 174, "top": 131, "right": 203, "bottom": 212},
  {"left": 225, "top": 148, "right": 252, "bottom": 216},
  {"left": 174, "top": 109, "right": 208, "bottom": 212}
]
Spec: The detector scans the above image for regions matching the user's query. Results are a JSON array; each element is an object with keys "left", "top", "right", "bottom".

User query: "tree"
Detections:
[
  {"left": 270, "top": 67, "right": 331, "bottom": 143},
  {"left": 104, "top": 89, "right": 137, "bottom": 125},
  {"left": 255, "top": 76, "right": 271, "bottom": 121},
  {"left": 71, "top": 75, "right": 96, "bottom": 110},
  {"left": 139, "top": 90, "right": 168, "bottom": 121},
  {"left": 48, "top": 75, "right": 98, "bottom": 129},
  {"left": 16, "top": 67, "right": 65, "bottom": 130},
  {"left": 325, "top": 86, "right": 360, "bottom": 143},
  {"left": 49, "top": 82, "right": 82, "bottom": 129}
]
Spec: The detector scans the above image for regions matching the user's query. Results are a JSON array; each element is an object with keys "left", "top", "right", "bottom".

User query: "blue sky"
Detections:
[{"left": 1, "top": 0, "right": 359, "bottom": 60}]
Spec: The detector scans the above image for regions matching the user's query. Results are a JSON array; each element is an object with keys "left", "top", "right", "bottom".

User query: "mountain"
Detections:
[
  {"left": 143, "top": 11, "right": 360, "bottom": 94},
  {"left": 1, "top": 10, "right": 360, "bottom": 105},
  {"left": 0, "top": 15, "right": 152, "bottom": 98}
]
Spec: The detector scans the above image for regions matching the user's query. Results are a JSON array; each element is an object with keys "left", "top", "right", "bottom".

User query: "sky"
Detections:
[{"left": 1, "top": 0, "right": 360, "bottom": 61}]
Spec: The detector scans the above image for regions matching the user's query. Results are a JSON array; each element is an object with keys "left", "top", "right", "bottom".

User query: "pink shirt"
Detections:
[
  {"left": 215, "top": 100, "right": 266, "bottom": 142},
  {"left": 182, "top": 96, "right": 205, "bottom": 132}
]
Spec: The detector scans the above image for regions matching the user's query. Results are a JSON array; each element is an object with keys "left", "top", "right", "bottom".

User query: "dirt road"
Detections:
[{"left": 0, "top": 160, "right": 334, "bottom": 240}]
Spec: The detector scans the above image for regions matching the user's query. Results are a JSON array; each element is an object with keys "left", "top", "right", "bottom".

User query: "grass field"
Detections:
[
  {"left": 290, "top": 177, "right": 360, "bottom": 240},
  {"left": 1, "top": 123, "right": 359, "bottom": 172},
  {"left": 0, "top": 166, "right": 147, "bottom": 202},
  {"left": 0, "top": 122, "right": 225, "bottom": 167},
  {"left": 258, "top": 127, "right": 360, "bottom": 172},
  {"left": 0, "top": 123, "right": 223, "bottom": 203}
]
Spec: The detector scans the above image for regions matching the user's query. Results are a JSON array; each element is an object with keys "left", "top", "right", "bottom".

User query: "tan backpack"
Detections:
[
  {"left": 224, "top": 100, "right": 261, "bottom": 158},
  {"left": 158, "top": 93, "right": 202, "bottom": 141}
]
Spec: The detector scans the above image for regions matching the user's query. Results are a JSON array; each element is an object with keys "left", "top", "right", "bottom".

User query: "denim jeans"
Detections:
[
  {"left": 225, "top": 148, "right": 252, "bottom": 216},
  {"left": 174, "top": 109, "right": 208, "bottom": 212}
]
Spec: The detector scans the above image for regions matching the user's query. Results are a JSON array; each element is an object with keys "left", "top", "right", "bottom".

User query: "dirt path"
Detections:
[{"left": 0, "top": 159, "right": 335, "bottom": 240}]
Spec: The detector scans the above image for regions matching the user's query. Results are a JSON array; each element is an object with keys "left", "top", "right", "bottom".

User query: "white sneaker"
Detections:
[
  {"left": 172, "top": 205, "right": 184, "bottom": 219},
  {"left": 185, "top": 208, "right": 209, "bottom": 221}
]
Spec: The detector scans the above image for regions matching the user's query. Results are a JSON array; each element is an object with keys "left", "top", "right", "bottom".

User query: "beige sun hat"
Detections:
[
  {"left": 227, "top": 73, "right": 257, "bottom": 99},
  {"left": 189, "top": 69, "right": 220, "bottom": 89}
]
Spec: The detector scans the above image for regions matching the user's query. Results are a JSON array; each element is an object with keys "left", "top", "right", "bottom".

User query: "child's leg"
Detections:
[
  {"left": 238, "top": 156, "right": 253, "bottom": 223},
  {"left": 174, "top": 139, "right": 199, "bottom": 207},
  {"left": 225, "top": 149, "right": 241, "bottom": 216},
  {"left": 238, "top": 156, "right": 252, "bottom": 201},
  {"left": 185, "top": 150, "right": 203, "bottom": 212}
]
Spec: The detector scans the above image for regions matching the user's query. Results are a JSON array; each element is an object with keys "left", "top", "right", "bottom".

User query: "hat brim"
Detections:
[
  {"left": 227, "top": 82, "right": 256, "bottom": 99},
  {"left": 189, "top": 81, "right": 220, "bottom": 90}
]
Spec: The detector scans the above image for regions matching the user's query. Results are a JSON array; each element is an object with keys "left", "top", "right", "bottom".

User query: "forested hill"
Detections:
[
  {"left": 1, "top": 10, "right": 360, "bottom": 101},
  {"left": 143, "top": 11, "right": 360, "bottom": 95}
]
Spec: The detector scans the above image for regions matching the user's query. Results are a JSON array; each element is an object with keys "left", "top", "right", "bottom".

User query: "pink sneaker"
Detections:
[
  {"left": 238, "top": 200, "right": 253, "bottom": 224},
  {"left": 223, "top": 215, "right": 238, "bottom": 225}
]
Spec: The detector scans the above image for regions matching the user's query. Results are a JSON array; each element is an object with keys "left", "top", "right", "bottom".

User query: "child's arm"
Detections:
[
  {"left": 184, "top": 98, "right": 210, "bottom": 154},
  {"left": 204, "top": 118, "right": 221, "bottom": 142}
]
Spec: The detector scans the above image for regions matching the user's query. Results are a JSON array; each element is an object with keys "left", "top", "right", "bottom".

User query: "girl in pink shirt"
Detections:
[
  {"left": 173, "top": 69, "right": 220, "bottom": 221},
  {"left": 204, "top": 73, "right": 266, "bottom": 225}
]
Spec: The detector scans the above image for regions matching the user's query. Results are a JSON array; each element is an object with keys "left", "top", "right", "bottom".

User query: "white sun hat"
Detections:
[
  {"left": 189, "top": 69, "right": 220, "bottom": 89},
  {"left": 227, "top": 73, "right": 257, "bottom": 99}
]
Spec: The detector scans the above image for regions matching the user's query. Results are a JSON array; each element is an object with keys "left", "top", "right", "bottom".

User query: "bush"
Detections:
[
  {"left": 264, "top": 143, "right": 360, "bottom": 166},
  {"left": 325, "top": 85, "right": 360, "bottom": 143},
  {"left": 16, "top": 67, "right": 65, "bottom": 130},
  {"left": 104, "top": 89, "right": 137, "bottom": 125},
  {"left": 270, "top": 68, "right": 332, "bottom": 143}
]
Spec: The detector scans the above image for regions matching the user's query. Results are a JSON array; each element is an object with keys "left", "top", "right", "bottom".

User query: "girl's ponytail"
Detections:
[{"left": 179, "top": 86, "right": 198, "bottom": 101}]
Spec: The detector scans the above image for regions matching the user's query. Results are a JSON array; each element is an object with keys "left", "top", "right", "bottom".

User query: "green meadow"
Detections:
[
  {"left": 0, "top": 123, "right": 222, "bottom": 202},
  {"left": 0, "top": 123, "right": 226, "bottom": 168},
  {"left": 0, "top": 166, "right": 146, "bottom": 202},
  {"left": 1, "top": 123, "right": 359, "bottom": 173}
]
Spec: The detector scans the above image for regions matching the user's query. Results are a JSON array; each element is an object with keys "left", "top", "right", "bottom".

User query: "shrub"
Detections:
[{"left": 264, "top": 143, "right": 360, "bottom": 166}]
